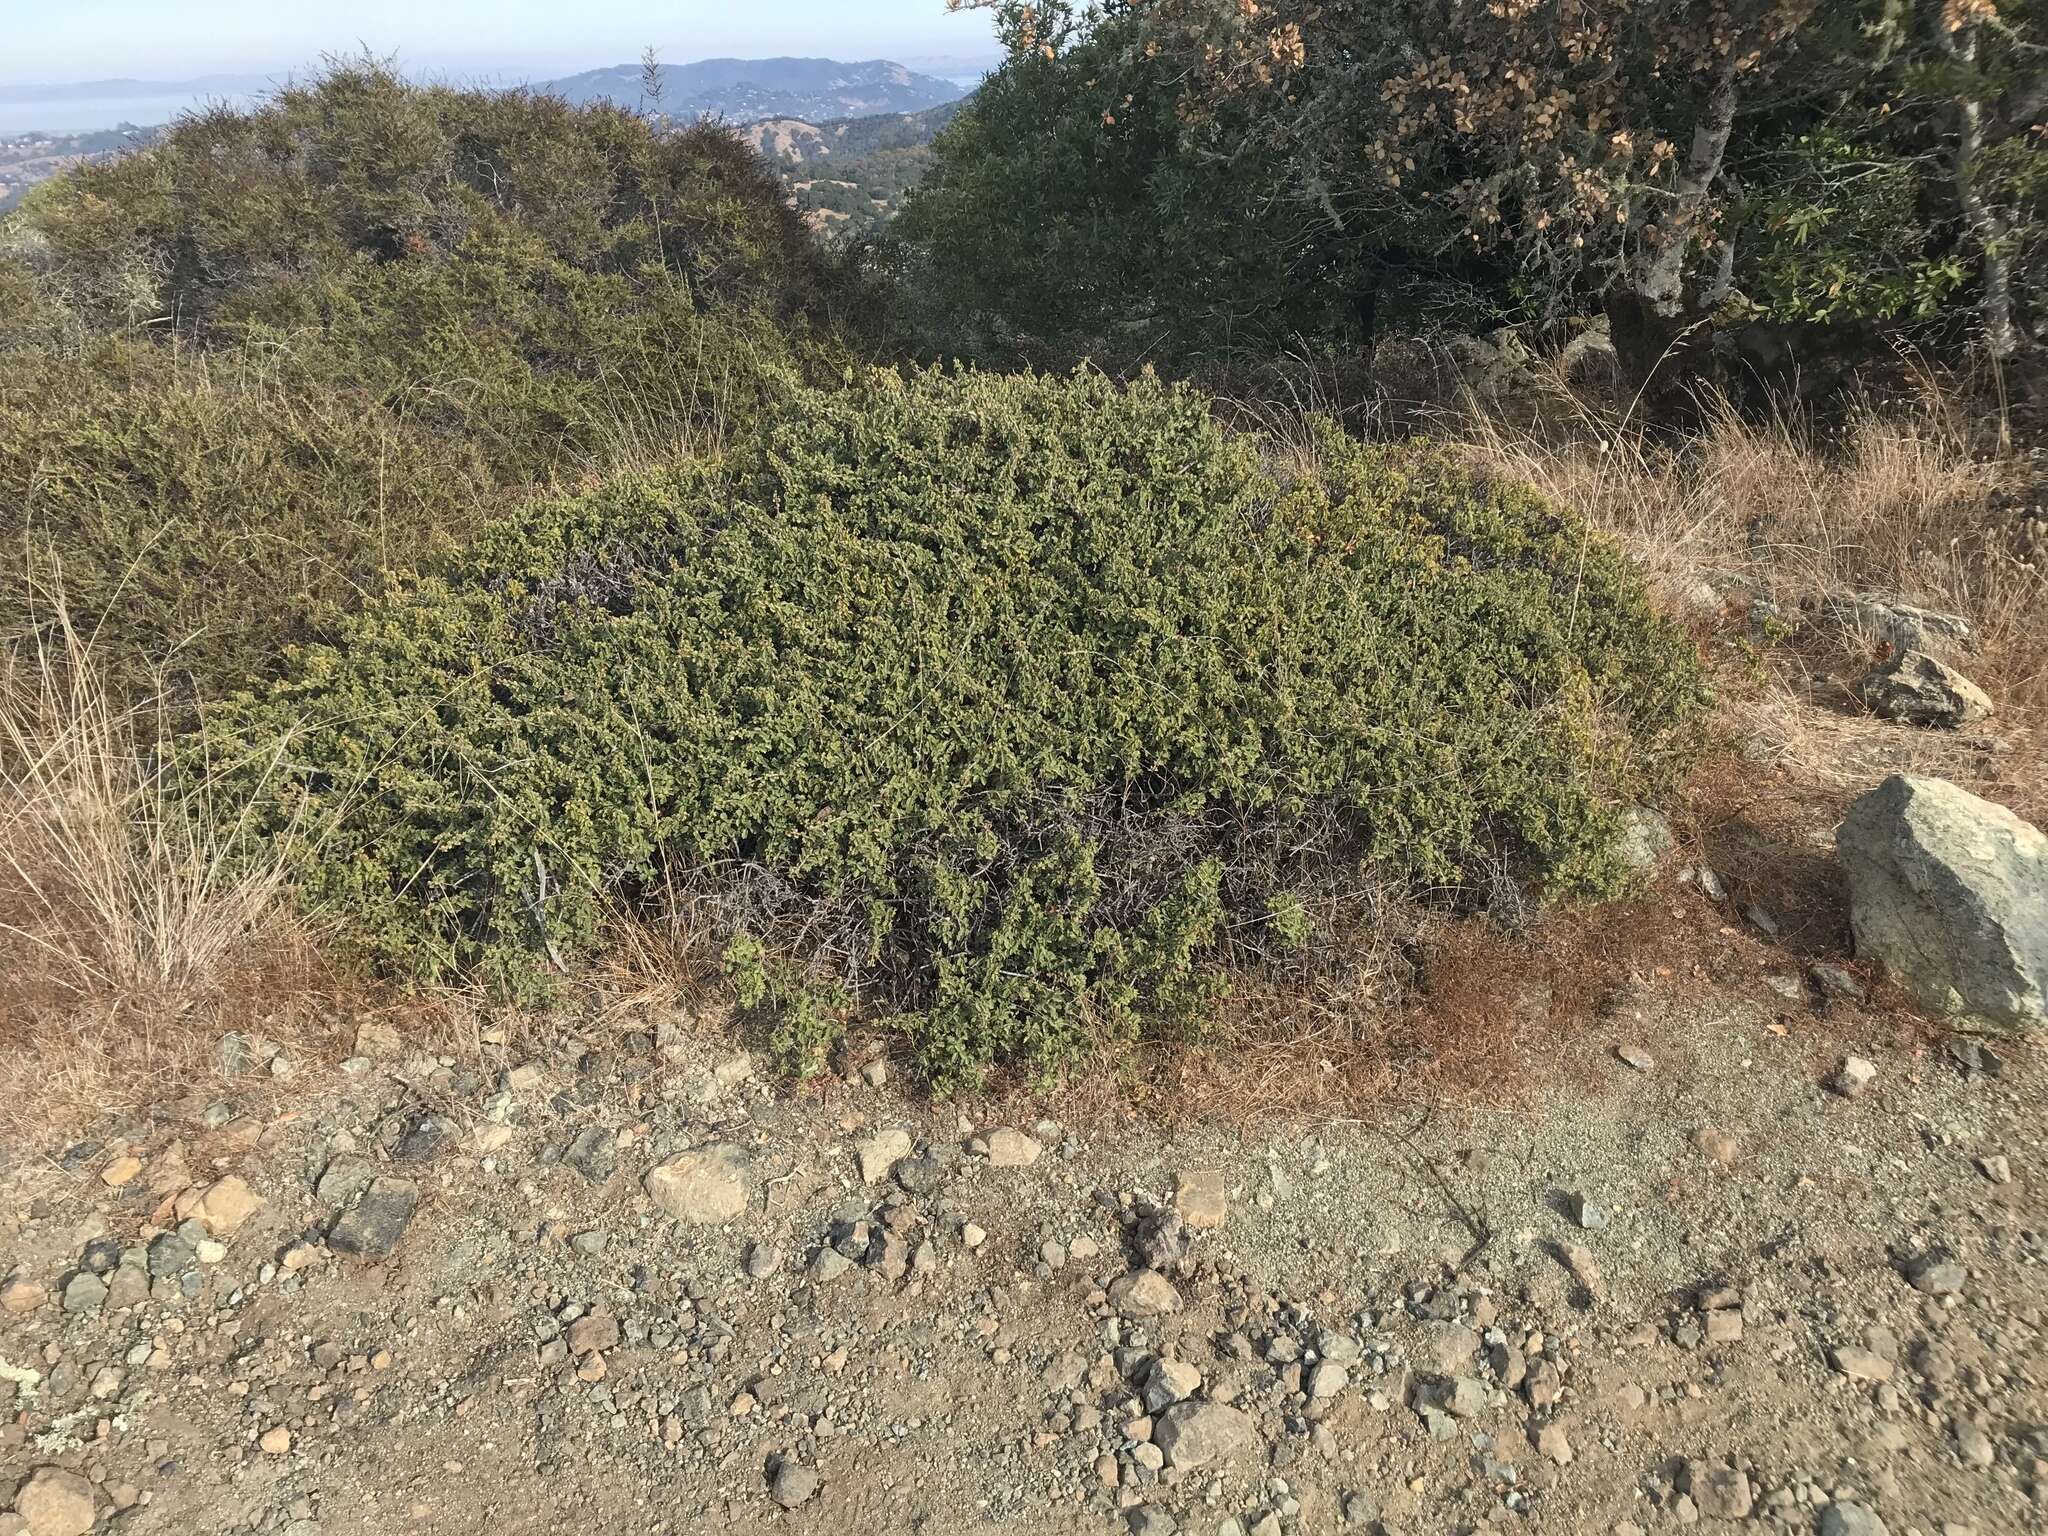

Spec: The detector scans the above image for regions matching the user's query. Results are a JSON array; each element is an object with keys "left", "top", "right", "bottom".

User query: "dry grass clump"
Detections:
[
  {"left": 0, "top": 592, "right": 341, "bottom": 1138},
  {"left": 1449, "top": 367, "right": 2045, "bottom": 819}
]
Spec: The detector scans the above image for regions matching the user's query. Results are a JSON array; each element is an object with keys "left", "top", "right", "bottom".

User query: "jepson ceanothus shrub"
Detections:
[{"left": 202, "top": 368, "right": 1708, "bottom": 1089}]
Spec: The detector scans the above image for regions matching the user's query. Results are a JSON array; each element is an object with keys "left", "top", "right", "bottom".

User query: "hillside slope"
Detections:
[
  {"left": 542, "top": 56, "right": 967, "bottom": 122},
  {"left": 745, "top": 100, "right": 965, "bottom": 236}
]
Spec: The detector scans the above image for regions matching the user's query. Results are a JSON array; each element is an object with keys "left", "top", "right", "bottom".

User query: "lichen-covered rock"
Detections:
[
  {"left": 1838, "top": 775, "right": 2046, "bottom": 1033},
  {"left": 1858, "top": 649, "right": 1992, "bottom": 728}
]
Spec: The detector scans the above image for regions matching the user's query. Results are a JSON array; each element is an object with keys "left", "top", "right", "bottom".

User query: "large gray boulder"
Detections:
[{"left": 1838, "top": 776, "right": 2047, "bottom": 1033}]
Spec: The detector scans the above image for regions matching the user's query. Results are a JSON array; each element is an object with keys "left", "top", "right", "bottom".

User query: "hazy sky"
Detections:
[{"left": 2, "top": 1, "right": 1000, "bottom": 87}]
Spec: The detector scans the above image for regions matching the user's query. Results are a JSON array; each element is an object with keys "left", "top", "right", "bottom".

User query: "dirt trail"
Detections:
[{"left": 1, "top": 942, "right": 2041, "bottom": 1536}]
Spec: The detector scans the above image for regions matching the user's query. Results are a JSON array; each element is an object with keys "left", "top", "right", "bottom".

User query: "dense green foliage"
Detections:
[
  {"left": 0, "top": 63, "right": 863, "bottom": 699},
  {"left": 895, "top": 16, "right": 1370, "bottom": 371},
  {"left": 204, "top": 369, "right": 1709, "bottom": 1089},
  {"left": 920, "top": 2, "right": 2046, "bottom": 384}
]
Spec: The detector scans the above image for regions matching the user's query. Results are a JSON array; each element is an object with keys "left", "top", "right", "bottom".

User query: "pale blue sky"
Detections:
[{"left": 2, "top": 1, "right": 999, "bottom": 87}]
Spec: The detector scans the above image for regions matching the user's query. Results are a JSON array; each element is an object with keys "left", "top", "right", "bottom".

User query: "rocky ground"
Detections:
[{"left": 0, "top": 889, "right": 2042, "bottom": 1536}]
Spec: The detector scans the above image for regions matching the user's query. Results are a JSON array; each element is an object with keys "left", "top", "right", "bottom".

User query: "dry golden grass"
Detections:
[
  {"left": 1448, "top": 367, "right": 2046, "bottom": 821},
  {"left": 0, "top": 588, "right": 363, "bottom": 1139}
]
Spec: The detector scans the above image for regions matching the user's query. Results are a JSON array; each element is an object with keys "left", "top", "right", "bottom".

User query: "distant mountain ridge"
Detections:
[{"left": 539, "top": 57, "right": 967, "bottom": 122}]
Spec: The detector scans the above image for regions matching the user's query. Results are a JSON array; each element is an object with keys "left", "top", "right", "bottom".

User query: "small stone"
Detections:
[
  {"left": 1976, "top": 1154, "right": 2011, "bottom": 1184},
  {"left": 809, "top": 1248, "right": 853, "bottom": 1283},
  {"left": 1683, "top": 1460, "right": 1752, "bottom": 1520},
  {"left": 565, "top": 1314, "right": 619, "bottom": 1356},
  {"left": 1567, "top": 1191, "right": 1608, "bottom": 1230},
  {"left": 1905, "top": 1255, "right": 1967, "bottom": 1297},
  {"left": 769, "top": 1461, "right": 819, "bottom": 1509},
  {"left": 1615, "top": 1045, "right": 1654, "bottom": 1071},
  {"left": 1142, "top": 1358, "right": 1203, "bottom": 1411},
  {"left": 1559, "top": 1241, "right": 1605, "bottom": 1298},
  {"left": 984, "top": 1128, "right": 1041, "bottom": 1168},
  {"left": 100, "top": 1155, "right": 142, "bottom": 1187},
  {"left": 352, "top": 1018, "right": 404, "bottom": 1059},
  {"left": 856, "top": 1126, "right": 913, "bottom": 1184},
  {"left": 1811, "top": 964, "right": 1866, "bottom": 1002},
  {"left": 1816, "top": 1503, "right": 1891, "bottom": 1536},
  {"left": 0, "top": 1276, "right": 44, "bottom": 1315},
  {"left": 560, "top": 1126, "right": 617, "bottom": 1183},
  {"left": 1174, "top": 1169, "right": 1228, "bottom": 1231},
  {"left": 1953, "top": 1417, "right": 1995, "bottom": 1468},
  {"left": 961, "top": 1223, "right": 987, "bottom": 1250},
  {"left": 146, "top": 1232, "right": 195, "bottom": 1278},
  {"left": 1704, "top": 1309, "right": 1743, "bottom": 1344},
  {"left": 1832, "top": 1346, "right": 1894, "bottom": 1383},
  {"left": 1425, "top": 1375, "right": 1489, "bottom": 1419},
  {"left": 861, "top": 1058, "right": 888, "bottom": 1088},
  {"left": 1422, "top": 1323, "right": 1480, "bottom": 1371},
  {"left": 1126, "top": 1509, "right": 1177, "bottom": 1536},
  {"left": 1151, "top": 1401, "right": 1257, "bottom": 1470},
  {"left": 1109, "top": 1269, "right": 1180, "bottom": 1318},
  {"left": 59, "top": 1272, "right": 106, "bottom": 1315},
  {"left": 1534, "top": 1422, "right": 1572, "bottom": 1464},
  {"left": 745, "top": 1242, "right": 782, "bottom": 1279},
  {"left": 1859, "top": 649, "right": 1993, "bottom": 728},
  {"left": 1693, "top": 1127, "right": 1739, "bottom": 1166},
  {"left": 195, "top": 1175, "right": 261, "bottom": 1235},
  {"left": 258, "top": 1426, "right": 291, "bottom": 1455},
  {"left": 1306, "top": 1361, "right": 1349, "bottom": 1400},
  {"left": 643, "top": 1142, "right": 751, "bottom": 1225},
  {"left": 327, "top": 1177, "right": 421, "bottom": 1257},
  {"left": 11, "top": 1467, "right": 96, "bottom": 1536},
  {"left": 1829, "top": 1056, "right": 1878, "bottom": 1099}
]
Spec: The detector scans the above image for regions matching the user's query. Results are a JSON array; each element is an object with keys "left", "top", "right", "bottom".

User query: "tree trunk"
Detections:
[
  {"left": 1931, "top": 15, "right": 2022, "bottom": 362},
  {"left": 1610, "top": 56, "right": 1741, "bottom": 422}
]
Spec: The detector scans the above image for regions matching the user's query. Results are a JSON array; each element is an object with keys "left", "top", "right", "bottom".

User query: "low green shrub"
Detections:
[{"left": 202, "top": 368, "right": 1709, "bottom": 1089}]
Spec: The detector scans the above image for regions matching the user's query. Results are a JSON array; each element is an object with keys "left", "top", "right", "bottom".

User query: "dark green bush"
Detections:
[{"left": 202, "top": 368, "right": 1709, "bottom": 1089}]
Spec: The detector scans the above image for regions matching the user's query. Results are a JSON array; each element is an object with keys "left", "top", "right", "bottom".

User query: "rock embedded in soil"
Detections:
[
  {"left": 1151, "top": 1400, "right": 1256, "bottom": 1470},
  {"left": 983, "top": 1127, "right": 1042, "bottom": 1168},
  {"left": 643, "top": 1142, "right": 752, "bottom": 1225},
  {"left": 12, "top": 1468, "right": 96, "bottom": 1536},
  {"left": 1682, "top": 1460, "right": 1754, "bottom": 1521},
  {"left": 1831, "top": 1346, "right": 1893, "bottom": 1383},
  {"left": 1837, "top": 775, "right": 2047, "bottom": 1034},
  {"left": 1816, "top": 1502, "right": 1891, "bottom": 1536},
  {"left": 1109, "top": 1269, "right": 1180, "bottom": 1318},
  {"left": 193, "top": 1174, "right": 261, "bottom": 1235},
  {"left": 1904, "top": 1253, "right": 1968, "bottom": 1297},
  {"left": 1830, "top": 1056, "right": 1879, "bottom": 1099},
  {"left": 1694, "top": 1127, "right": 1740, "bottom": 1167},
  {"left": 856, "top": 1126, "right": 912, "bottom": 1184},
  {"left": 327, "top": 1177, "right": 421, "bottom": 1257},
  {"left": 1173, "top": 1169, "right": 1228, "bottom": 1230},
  {"left": 769, "top": 1461, "right": 819, "bottom": 1509},
  {"left": 58, "top": 1272, "right": 106, "bottom": 1315},
  {"left": 1858, "top": 649, "right": 1993, "bottom": 728}
]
